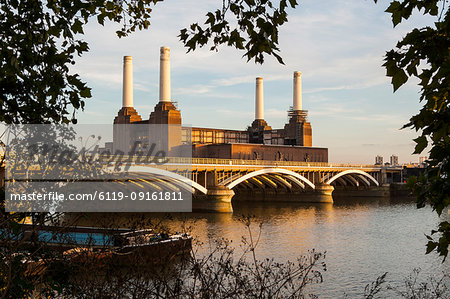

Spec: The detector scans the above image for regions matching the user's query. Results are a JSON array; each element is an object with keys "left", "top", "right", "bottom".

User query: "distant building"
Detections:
[
  {"left": 402, "top": 165, "right": 426, "bottom": 182},
  {"left": 192, "top": 143, "right": 327, "bottom": 162},
  {"left": 375, "top": 155, "right": 383, "bottom": 165},
  {"left": 419, "top": 156, "right": 427, "bottom": 167},
  {"left": 98, "top": 142, "right": 113, "bottom": 155},
  {"left": 390, "top": 155, "right": 398, "bottom": 166}
]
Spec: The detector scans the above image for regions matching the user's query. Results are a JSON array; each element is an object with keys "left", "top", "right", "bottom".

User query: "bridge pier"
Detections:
[
  {"left": 193, "top": 186, "right": 235, "bottom": 213},
  {"left": 313, "top": 183, "right": 334, "bottom": 203}
]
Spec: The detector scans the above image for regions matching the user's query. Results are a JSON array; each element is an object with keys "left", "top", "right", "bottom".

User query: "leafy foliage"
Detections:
[
  {"left": 0, "top": 214, "right": 326, "bottom": 298},
  {"left": 0, "top": 0, "right": 162, "bottom": 124},
  {"left": 377, "top": 0, "right": 450, "bottom": 260},
  {"left": 179, "top": 0, "right": 298, "bottom": 64},
  {"left": 0, "top": 209, "right": 78, "bottom": 298}
]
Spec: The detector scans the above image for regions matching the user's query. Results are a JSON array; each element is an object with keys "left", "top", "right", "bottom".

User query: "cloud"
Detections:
[
  {"left": 304, "top": 79, "right": 386, "bottom": 94},
  {"left": 214, "top": 109, "right": 253, "bottom": 118},
  {"left": 309, "top": 104, "right": 363, "bottom": 117},
  {"left": 351, "top": 114, "right": 404, "bottom": 123},
  {"left": 133, "top": 82, "right": 153, "bottom": 92},
  {"left": 265, "top": 108, "right": 288, "bottom": 118},
  {"left": 173, "top": 85, "right": 212, "bottom": 95}
]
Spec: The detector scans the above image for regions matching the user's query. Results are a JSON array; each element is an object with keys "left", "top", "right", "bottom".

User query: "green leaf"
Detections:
[
  {"left": 426, "top": 241, "right": 437, "bottom": 254},
  {"left": 205, "top": 12, "right": 215, "bottom": 25},
  {"left": 392, "top": 69, "right": 408, "bottom": 92},
  {"left": 288, "top": 0, "right": 298, "bottom": 8},
  {"left": 413, "top": 135, "right": 428, "bottom": 154},
  {"left": 105, "top": 1, "right": 114, "bottom": 10},
  {"left": 273, "top": 52, "right": 284, "bottom": 65},
  {"left": 385, "top": 1, "right": 402, "bottom": 26},
  {"left": 97, "top": 14, "right": 105, "bottom": 25},
  {"left": 80, "top": 88, "right": 92, "bottom": 98},
  {"left": 71, "top": 19, "right": 84, "bottom": 34}
]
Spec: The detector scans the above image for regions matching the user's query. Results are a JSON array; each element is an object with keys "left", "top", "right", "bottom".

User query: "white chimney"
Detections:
[
  {"left": 293, "top": 71, "right": 302, "bottom": 111},
  {"left": 255, "top": 77, "right": 264, "bottom": 120},
  {"left": 122, "top": 56, "right": 133, "bottom": 107},
  {"left": 159, "top": 46, "right": 171, "bottom": 102}
]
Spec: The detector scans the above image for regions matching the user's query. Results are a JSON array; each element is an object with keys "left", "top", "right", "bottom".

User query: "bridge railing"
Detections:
[
  {"left": 190, "top": 158, "right": 329, "bottom": 167},
  {"left": 99, "top": 155, "right": 382, "bottom": 169},
  {"left": 166, "top": 157, "right": 381, "bottom": 169}
]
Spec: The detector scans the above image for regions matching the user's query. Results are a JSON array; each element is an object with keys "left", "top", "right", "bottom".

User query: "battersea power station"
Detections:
[{"left": 112, "top": 46, "right": 328, "bottom": 163}]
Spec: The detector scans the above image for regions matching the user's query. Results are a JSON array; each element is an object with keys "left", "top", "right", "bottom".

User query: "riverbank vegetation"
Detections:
[
  {"left": 0, "top": 211, "right": 327, "bottom": 298},
  {"left": 1, "top": 210, "right": 449, "bottom": 298}
]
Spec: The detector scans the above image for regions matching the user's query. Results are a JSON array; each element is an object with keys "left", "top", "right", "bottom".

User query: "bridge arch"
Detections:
[
  {"left": 224, "top": 168, "right": 315, "bottom": 190},
  {"left": 326, "top": 170, "right": 379, "bottom": 187},
  {"left": 341, "top": 174, "right": 360, "bottom": 186},
  {"left": 107, "top": 165, "right": 208, "bottom": 195}
]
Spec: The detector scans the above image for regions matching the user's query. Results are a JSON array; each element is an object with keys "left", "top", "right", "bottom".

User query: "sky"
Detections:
[{"left": 72, "top": 0, "right": 435, "bottom": 164}]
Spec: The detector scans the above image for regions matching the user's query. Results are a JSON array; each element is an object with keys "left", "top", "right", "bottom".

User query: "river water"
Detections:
[
  {"left": 154, "top": 196, "right": 449, "bottom": 297},
  {"left": 75, "top": 196, "right": 449, "bottom": 297}
]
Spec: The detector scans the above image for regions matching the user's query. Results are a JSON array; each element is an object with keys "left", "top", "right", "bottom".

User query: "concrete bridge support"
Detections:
[
  {"left": 195, "top": 186, "right": 235, "bottom": 213},
  {"left": 313, "top": 183, "right": 334, "bottom": 203},
  {"left": 193, "top": 171, "right": 234, "bottom": 212}
]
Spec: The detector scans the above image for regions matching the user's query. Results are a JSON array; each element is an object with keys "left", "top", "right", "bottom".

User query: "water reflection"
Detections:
[
  {"left": 69, "top": 196, "right": 448, "bottom": 297},
  {"left": 167, "top": 197, "right": 447, "bottom": 297}
]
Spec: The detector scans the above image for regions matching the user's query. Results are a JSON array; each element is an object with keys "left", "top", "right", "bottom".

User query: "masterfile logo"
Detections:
[{"left": 5, "top": 124, "right": 193, "bottom": 213}]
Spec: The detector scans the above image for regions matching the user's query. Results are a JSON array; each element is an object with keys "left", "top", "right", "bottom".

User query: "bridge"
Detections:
[
  {"left": 119, "top": 157, "right": 402, "bottom": 212},
  {"left": 98, "top": 48, "right": 407, "bottom": 212}
]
